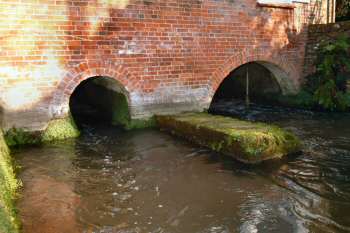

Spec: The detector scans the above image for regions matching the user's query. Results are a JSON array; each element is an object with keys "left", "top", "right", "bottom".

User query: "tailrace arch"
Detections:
[
  {"left": 69, "top": 76, "right": 131, "bottom": 128},
  {"left": 49, "top": 62, "right": 135, "bottom": 129},
  {"left": 208, "top": 51, "right": 300, "bottom": 109}
]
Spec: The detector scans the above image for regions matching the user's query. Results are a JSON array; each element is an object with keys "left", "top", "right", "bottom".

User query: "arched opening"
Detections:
[
  {"left": 69, "top": 76, "right": 130, "bottom": 128},
  {"left": 211, "top": 62, "right": 283, "bottom": 106}
]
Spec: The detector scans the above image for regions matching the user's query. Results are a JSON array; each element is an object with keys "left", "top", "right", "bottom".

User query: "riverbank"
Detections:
[{"left": 0, "top": 131, "right": 20, "bottom": 233}]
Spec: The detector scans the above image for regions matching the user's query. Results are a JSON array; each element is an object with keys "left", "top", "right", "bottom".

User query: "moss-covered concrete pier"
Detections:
[{"left": 156, "top": 113, "right": 301, "bottom": 164}]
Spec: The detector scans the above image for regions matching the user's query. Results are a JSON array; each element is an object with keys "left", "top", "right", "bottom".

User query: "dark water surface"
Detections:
[{"left": 16, "top": 101, "right": 350, "bottom": 233}]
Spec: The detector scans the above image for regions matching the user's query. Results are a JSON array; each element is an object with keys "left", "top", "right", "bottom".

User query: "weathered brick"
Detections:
[{"left": 0, "top": 0, "right": 331, "bottom": 131}]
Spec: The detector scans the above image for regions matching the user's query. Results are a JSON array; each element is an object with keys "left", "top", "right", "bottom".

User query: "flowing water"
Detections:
[{"left": 16, "top": 100, "right": 350, "bottom": 233}]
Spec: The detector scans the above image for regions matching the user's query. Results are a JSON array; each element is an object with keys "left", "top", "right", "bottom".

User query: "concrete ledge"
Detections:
[{"left": 156, "top": 113, "right": 301, "bottom": 164}]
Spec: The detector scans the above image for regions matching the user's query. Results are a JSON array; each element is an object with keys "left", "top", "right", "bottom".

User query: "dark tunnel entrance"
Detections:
[
  {"left": 69, "top": 76, "right": 130, "bottom": 128},
  {"left": 210, "top": 62, "right": 282, "bottom": 107}
]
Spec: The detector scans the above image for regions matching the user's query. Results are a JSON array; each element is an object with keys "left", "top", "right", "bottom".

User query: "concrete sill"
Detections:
[{"left": 257, "top": 2, "right": 296, "bottom": 8}]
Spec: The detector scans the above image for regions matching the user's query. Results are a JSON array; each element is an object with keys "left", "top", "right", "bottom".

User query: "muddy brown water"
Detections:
[{"left": 16, "top": 101, "right": 350, "bottom": 233}]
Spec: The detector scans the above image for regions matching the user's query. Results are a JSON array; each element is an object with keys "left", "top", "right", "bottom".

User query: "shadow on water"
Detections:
[{"left": 15, "top": 99, "right": 350, "bottom": 233}]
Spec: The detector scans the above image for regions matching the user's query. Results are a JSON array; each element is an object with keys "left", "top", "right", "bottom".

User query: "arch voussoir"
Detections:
[
  {"left": 49, "top": 61, "right": 136, "bottom": 119},
  {"left": 208, "top": 48, "right": 301, "bottom": 102}
]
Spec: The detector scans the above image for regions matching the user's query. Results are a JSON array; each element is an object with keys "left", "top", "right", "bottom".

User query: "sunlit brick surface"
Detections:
[{"left": 0, "top": 0, "right": 328, "bottom": 130}]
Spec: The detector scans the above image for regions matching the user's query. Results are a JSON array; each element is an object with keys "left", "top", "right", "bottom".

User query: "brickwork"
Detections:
[{"left": 0, "top": 0, "right": 329, "bottom": 131}]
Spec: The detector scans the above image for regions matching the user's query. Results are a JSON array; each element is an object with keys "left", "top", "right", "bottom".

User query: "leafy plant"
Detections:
[
  {"left": 277, "top": 90, "right": 314, "bottom": 108},
  {"left": 305, "top": 35, "right": 350, "bottom": 111},
  {"left": 4, "top": 128, "right": 41, "bottom": 147}
]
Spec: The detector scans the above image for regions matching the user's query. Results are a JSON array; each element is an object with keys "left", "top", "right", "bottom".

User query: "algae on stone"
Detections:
[
  {"left": 0, "top": 131, "right": 20, "bottom": 233},
  {"left": 156, "top": 112, "right": 301, "bottom": 164},
  {"left": 110, "top": 92, "right": 131, "bottom": 127},
  {"left": 110, "top": 93, "right": 156, "bottom": 130},
  {"left": 5, "top": 115, "right": 80, "bottom": 147},
  {"left": 108, "top": 93, "right": 156, "bottom": 130},
  {"left": 4, "top": 128, "right": 41, "bottom": 147},
  {"left": 124, "top": 117, "right": 157, "bottom": 130},
  {"left": 41, "top": 115, "right": 80, "bottom": 142}
]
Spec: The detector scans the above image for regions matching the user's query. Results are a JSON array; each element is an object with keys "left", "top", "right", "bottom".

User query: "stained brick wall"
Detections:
[{"left": 0, "top": 0, "right": 328, "bottom": 131}]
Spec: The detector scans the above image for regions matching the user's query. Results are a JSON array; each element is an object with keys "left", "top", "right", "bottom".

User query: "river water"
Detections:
[{"left": 16, "top": 101, "right": 350, "bottom": 233}]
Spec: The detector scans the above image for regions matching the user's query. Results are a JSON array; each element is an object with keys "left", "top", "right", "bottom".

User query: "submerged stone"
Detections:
[{"left": 156, "top": 113, "right": 301, "bottom": 164}]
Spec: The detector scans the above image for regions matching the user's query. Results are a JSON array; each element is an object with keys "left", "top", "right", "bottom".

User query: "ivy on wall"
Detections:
[
  {"left": 305, "top": 35, "right": 350, "bottom": 111},
  {"left": 280, "top": 35, "right": 350, "bottom": 111}
]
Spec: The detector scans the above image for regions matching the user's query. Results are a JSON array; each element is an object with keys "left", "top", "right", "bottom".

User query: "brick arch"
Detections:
[
  {"left": 50, "top": 61, "right": 138, "bottom": 119},
  {"left": 208, "top": 48, "right": 300, "bottom": 101}
]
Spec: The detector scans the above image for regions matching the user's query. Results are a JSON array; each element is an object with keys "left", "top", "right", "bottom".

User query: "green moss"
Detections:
[
  {"left": 41, "top": 115, "right": 80, "bottom": 142},
  {"left": 0, "top": 131, "right": 20, "bottom": 233},
  {"left": 124, "top": 117, "right": 157, "bottom": 130},
  {"left": 107, "top": 92, "right": 155, "bottom": 130},
  {"left": 4, "top": 128, "right": 41, "bottom": 147},
  {"left": 103, "top": 91, "right": 155, "bottom": 130},
  {"left": 111, "top": 92, "right": 131, "bottom": 127},
  {"left": 156, "top": 112, "right": 301, "bottom": 164},
  {"left": 5, "top": 115, "right": 80, "bottom": 147},
  {"left": 210, "top": 140, "right": 225, "bottom": 151}
]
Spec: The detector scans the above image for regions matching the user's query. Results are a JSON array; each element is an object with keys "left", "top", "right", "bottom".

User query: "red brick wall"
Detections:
[{"left": 0, "top": 0, "right": 327, "bottom": 130}]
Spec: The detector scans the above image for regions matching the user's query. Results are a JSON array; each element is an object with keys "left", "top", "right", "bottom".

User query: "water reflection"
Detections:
[
  {"left": 16, "top": 102, "right": 350, "bottom": 233},
  {"left": 17, "top": 141, "right": 80, "bottom": 233}
]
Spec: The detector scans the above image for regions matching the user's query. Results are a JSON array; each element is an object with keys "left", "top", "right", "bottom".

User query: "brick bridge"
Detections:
[{"left": 0, "top": 0, "right": 333, "bottom": 131}]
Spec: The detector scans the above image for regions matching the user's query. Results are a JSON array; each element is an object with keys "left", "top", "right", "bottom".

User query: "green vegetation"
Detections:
[
  {"left": 41, "top": 115, "right": 80, "bottom": 142},
  {"left": 281, "top": 35, "right": 350, "bottom": 111},
  {"left": 108, "top": 91, "right": 156, "bottom": 130},
  {"left": 111, "top": 92, "right": 130, "bottom": 127},
  {"left": 156, "top": 113, "right": 301, "bottom": 164},
  {"left": 0, "top": 131, "right": 20, "bottom": 233},
  {"left": 5, "top": 115, "right": 80, "bottom": 147},
  {"left": 277, "top": 90, "right": 315, "bottom": 109},
  {"left": 125, "top": 117, "right": 157, "bottom": 130},
  {"left": 4, "top": 128, "right": 41, "bottom": 147},
  {"left": 307, "top": 35, "right": 350, "bottom": 111}
]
